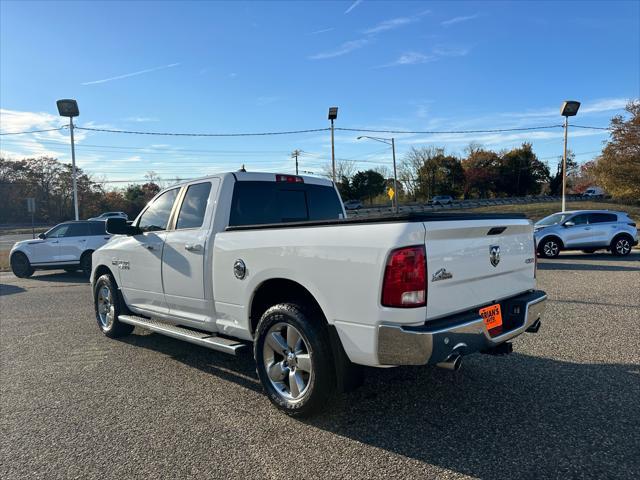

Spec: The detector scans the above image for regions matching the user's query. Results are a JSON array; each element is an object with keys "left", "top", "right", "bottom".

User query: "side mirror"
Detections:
[
  {"left": 38, "top": 232, "right": 46, "bottom": 239},
  {"left": 106, "top": 217, "right": 140, "bottom": 236},
  {"left": 563, "top": 221, "right": 575, "bottom": 227}
]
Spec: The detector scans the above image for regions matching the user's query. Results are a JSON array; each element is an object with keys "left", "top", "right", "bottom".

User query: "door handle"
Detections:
[
  {"left": 142, "top": 244, "right": 155, "bottom": 250},
  {"left": 51, "top": 240, "right": 59, "bottom": 244},
  {"left": 79, "top": 239, "right": 86, "bottom": 242},
  {"left": 584, "top": 227, "right": 591, "bottom": 230},
  {"left": 184, "top": 244, "right": 202, "bottom": 251}
]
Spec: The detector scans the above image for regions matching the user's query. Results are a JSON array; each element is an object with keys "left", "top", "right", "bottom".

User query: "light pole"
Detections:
[
  {"left": 56, "top": 99, "right": 80, "bottom": 220},
  {"left": 328, "top": 107, "right": 338, "bottom": 183},
  {"left": 291, "top": 149, "right": 301, "bottom": 175},
  {"left": 357, "top": 135, "right": 399, "bottom": 213},
  {"left": 560, "top": 100, "right": 580, "bottom": 212}
]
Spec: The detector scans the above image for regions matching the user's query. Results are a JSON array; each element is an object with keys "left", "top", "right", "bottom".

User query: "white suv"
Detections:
[{"left": 10, "top": 221, "right": 112, "bottom": 278}]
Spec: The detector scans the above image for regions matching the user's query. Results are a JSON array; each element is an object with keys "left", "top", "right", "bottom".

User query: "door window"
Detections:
[
  {"left": 46, "top": 224, "right": 70, "bottom": 238},
  {"left": 588, "top": 213, "right": 617, "bottom": 224},
  {"left": 63, "top": 223, "right": 90, "bottom": 237},
  {"left": 138, "top": 188, "right": 179, "bottom": 232},
  {"left": 571, "top": 214, "right": 589, "bottom": 225},
  {"left": 89, "top": 222, "right": 108, "bottom": 235},
  {"left": 176, "top": 182, "right": 212, "bottom": 229}
]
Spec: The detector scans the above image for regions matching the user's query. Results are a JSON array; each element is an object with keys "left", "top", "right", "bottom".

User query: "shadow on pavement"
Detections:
[
  {"left": 118, "top": 331, "right": 640, "bottom": 478},
  {"left": 554, "top": 252, "right": 639, "bottom": 262},
  {"left": 28, "top": 271, "right": 89, "bottom": 283},
  {"left": 0, "top": 283, "right": 26, "bottom": 296},
  {"left": 538, "top": 261, "right": 639, "bottom": 272}
]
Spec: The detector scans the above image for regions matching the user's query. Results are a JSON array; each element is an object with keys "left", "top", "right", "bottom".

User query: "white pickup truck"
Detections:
[{"left": 91, "top": 172, "right": 546, "bottom": 416}]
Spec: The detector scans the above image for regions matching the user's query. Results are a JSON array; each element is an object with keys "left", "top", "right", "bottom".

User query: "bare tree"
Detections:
[{"left": 321, "top": 158, "right": 357, "bottom": 181}]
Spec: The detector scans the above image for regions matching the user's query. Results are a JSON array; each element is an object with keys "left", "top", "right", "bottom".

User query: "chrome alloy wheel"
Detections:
[
  {"left": 97, "top": 285, "right": 115, "bottom": 329},
  {"left": 263, "top": 322, "right": 313, "bottom": 402},
  {"left": 615, "top": 238, "right": 631, "bottom": 255},
  {"left": 543, "top": 240, "right": 559, "bottom": 257}
]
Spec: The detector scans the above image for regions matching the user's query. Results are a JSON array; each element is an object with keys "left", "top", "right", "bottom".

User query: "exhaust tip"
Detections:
[{"left": 436, "top": 353, "right": 462, "bottom": 371}]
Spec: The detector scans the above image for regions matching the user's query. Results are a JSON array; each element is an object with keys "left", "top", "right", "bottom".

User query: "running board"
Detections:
[{"left": 118, "top": 315, "right": 247, "bottom": 355}]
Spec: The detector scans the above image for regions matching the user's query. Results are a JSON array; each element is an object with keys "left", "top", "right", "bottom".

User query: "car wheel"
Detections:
[
  {"left": 611, "top": 235, "right": 632, "bottom": 256},
  {"left": 94, "top": 273, "right": 134, "bottom": 338},
  {"left": 538, "top": 238, "right": 561, "bottom": 258},
  {"left": 80, "top": 251, "right": 93, "bottom": 277},
  {"left": 10, "top": 252, "right": 34, "bottom": 278},
  {"left": 254, "top": 303, "right": 335, "bottom": 417},
  {"left": 581, "top": 249, "right": 596, "bottom": 254}
]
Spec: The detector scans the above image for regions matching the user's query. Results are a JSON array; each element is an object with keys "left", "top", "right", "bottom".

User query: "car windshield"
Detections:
[{"left": 536, "top": 213, "right": 571, "bottom": 226}]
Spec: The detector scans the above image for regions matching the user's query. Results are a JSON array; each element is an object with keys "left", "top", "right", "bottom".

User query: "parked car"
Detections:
[
  {"left": 343, "top": 199, "right": 363, "bottom": 210},
  {"left": 430, "top": 195, "right": 454, "bottom": 206},
  {"left": 534, "top": 210, "right": 637, "bottom": 258},
  {"left": 91, "top": 171, "right": 545, "bottom": 416},
  {"left": 581, "top": 186, "right": 606, "bottom": 198},
  {"left": 89, "top": 211, "right": 128, "bottom": 221},
  {"left": 10, "top": 221, "right": 112, "bottom": 278}
]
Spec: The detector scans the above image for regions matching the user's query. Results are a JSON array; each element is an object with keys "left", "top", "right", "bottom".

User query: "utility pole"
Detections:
[
  {"left": 561, "top": 115, "right": 568, "bottom": 212},
  {"left": 291, "top": 149, "right": 301, "bottom": 175},
  {"left": 69, "top": 117, "right": 79, "bottom": 220},
  {"left": 328, "top": 107, "right": 339, "bottom": 183}
]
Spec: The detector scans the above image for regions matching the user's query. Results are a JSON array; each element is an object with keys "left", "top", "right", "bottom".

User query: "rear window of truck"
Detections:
[{"left": 228, "top": 181, "right": 343, "bottom": 226}]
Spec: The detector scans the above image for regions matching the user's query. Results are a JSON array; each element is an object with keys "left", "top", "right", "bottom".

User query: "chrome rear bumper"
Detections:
[{"left": 377, "top": 290, "right": 547, "bottom": 366}]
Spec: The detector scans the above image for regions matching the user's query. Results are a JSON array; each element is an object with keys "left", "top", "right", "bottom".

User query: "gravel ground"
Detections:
[{"left": 1, "top": 252, "right": 639, "bottom": 479}]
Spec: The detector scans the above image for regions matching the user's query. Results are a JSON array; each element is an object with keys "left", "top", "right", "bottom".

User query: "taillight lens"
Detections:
[
  {"left": 381, "top": 245, "right": 427, "bottom": 307},
  {"left": 533, "top": 234, "right": 538, "bottom": 279}
]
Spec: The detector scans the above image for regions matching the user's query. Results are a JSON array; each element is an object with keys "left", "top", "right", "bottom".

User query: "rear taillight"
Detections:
[
  {"left": 533, "top": 234, "right": 538, "bottom": 279},
  {"left": 381, "top": 245, "right": 427, "bottom": 308}
]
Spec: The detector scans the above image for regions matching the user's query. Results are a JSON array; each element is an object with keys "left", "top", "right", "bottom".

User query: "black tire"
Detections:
[
  {"left": 93, "top": 274, "right": 134, "bottom": 338},
  {"left": 254, "top": 303, "right": 336, "bottom": 417},
  {"left": 581, "top": 249, "right": 596, "bottom": 254},
  {"left": 538, "top": 237, "right": 561, "bottom": 258},
  {"left": 611, "top": 235, "right": 633, "bottom": 256},
  {"left": 80, "top": 251, "right": 93, "bottom": 277},
  {"left": 10, "top": 252, "right": 34, "bottom": 278}
]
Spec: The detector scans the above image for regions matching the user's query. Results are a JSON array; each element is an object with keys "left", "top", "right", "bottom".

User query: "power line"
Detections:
[
  {"left": 334, "top": 125, "right": 566, "bottom": 134},
  {"left": 0, "top": 127, "right": 66, "bottom": 136},
  {"left": 74, "top": 126, "right": 331, "bottom": 137}
]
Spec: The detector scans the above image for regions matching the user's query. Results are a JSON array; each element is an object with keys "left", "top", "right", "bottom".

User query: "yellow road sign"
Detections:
[{"left": 387, "top": 187, "right": 395, "bottom": 200}]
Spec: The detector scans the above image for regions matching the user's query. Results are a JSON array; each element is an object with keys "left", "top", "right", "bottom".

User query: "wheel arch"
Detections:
[
  {"left": 249, "top": 278, "right": 327, "bottom": 335},
  {"left": 92, "top": 264, "right": 115, "bottom": 285}
]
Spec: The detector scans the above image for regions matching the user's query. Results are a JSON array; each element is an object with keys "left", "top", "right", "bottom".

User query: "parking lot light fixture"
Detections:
[
  {"left": 328, "top": 107, "right": 338, "bottom": 183},
  {"left": 56, "top": 99, "right": 80, "bottom": 220},
  {"left": 560, "top": 100, "right": 580, "bottom": 212}
]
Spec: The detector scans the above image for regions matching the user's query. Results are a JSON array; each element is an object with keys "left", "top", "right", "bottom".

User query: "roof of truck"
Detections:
[{"left": 170, "top": 171, "right": 334, "bottom": 188}]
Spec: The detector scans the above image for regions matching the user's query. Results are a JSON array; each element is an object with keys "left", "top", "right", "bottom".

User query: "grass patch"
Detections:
[
  {"left": 0, "top": 251, "right": 9, "bottom": 272},
  {"left": 465, "top": 201, "right": 640, "bottom": 222}
]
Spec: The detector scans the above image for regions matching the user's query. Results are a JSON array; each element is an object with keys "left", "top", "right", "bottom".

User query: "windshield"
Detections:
[{"left": 536, "top": 213, "right": 571, "bottom": 226}]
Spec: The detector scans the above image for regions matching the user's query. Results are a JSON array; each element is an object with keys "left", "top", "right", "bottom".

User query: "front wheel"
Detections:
[
  {"left": 254, "top": 303, "right": 335, "bottom": 417},
  {"left": 94, "top": 274, "right": 134, "bottom": 338},
  {"left": 538, "top": 238, "right": 561, "bottom": 258},
  {"left": 10, "top": 252, "right": 34, "bottom": 278},
  {"left": 611, "top": 236, "right": 632, "bottom": 256}
]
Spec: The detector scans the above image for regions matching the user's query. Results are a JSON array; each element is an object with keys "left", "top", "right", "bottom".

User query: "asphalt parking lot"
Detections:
[{"left": 1, "top": 253, "right": 639, "bottom": 479}]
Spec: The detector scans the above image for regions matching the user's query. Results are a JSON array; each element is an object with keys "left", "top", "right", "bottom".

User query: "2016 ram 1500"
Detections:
[{"left": 91, "top": 172, "right": 546, "bottom": 416}]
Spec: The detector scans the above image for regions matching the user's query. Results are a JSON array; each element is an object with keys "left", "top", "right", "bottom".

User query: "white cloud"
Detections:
[
  {"left": 124, "top": 116, "right": 159, "bottom": 122},
  {"left": 501, "top": 97, "right": 630, "bottom": 119},
  {"left": 309, "top": 27, "right": 334, "bottom": 35},
  {"left": 441, "top": 14, "right": 479, "bottom": 27},
  {"left": 344, "top": 0, "right": 363, "bottom": 14},
  {"left": 309, "top": 39, "right": 369, "bottom": 60},
  {"left": 378, "top": 45, "right": 469, "bottom": 68},
  {"left": 81, "top": 63, "right": 180, "bottom": 85},
  {"left": 362, "top": 10, "right": 430, "bottom": 35}
]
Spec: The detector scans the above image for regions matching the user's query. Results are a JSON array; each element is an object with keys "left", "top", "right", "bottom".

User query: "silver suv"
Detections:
[{"left": 534, "top": 210, "right": 638, "bottom": 258}]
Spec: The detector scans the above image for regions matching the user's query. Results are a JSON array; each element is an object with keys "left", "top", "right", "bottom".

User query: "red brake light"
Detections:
[
  {"left": 276, "top": 174, "right": 304, "bottom": 183},
  {"left": 381, "top": 246, "right": 427, "bottom": 308}
]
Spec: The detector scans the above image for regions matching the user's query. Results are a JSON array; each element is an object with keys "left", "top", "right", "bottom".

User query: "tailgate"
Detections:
[{"left": 424, "top": 218, "right": 535, "bottom": 320}]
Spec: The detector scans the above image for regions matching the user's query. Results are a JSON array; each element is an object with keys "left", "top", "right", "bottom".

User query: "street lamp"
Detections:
[
  {"left": 56, "top": 99, "right": 80, "bottom": 220},
  {"left": 357, "top": 135, "right": 399, "bottom": 213},
  {"left": 328, "top": 107, "right": 338, "bottom": 183},
  {"left": 560, "top": 100, "right": 580, "bottom": 212}
]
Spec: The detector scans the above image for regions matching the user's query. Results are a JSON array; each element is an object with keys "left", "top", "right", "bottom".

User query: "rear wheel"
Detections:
[
  {"left": 94, "top": 274, "right": 134, "bottom": 338},
  {"left": 254, "top": 303, "right": 335, "bottom": 417},
  {"left": 611, "top": 235, "right": 632, "bottom": 256},
  {"left": 10, "top": 252, "right": 34, "bottom": 278},
  {"left": 538, "top": 238, "right": 561, "bottom": 258}
]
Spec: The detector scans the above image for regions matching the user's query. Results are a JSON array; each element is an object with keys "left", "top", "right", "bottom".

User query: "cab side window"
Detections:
[
  {"left": 588, "top": 213, "right": 617, "bottom": 224},
  {"left": 89, "top": 222, "right": 107, "bottom": 236},
  {"left": 47, "top": 224, "right": 70, "bottom": 238},
  {"left": 176, "top": 182, "right": 212, "bottom": 229},
  {"left": 138, "top": 188, "right": 179, "bottom": 232}
]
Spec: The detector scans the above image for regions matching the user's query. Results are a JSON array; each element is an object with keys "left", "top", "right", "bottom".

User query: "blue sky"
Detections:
[{"left": 1, "top": 0, "right": 638, "bottom": 185}]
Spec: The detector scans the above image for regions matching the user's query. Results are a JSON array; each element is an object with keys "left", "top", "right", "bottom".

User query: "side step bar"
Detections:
[{"left": 118, "top": 315, "right": 247, "bottom": 355}]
